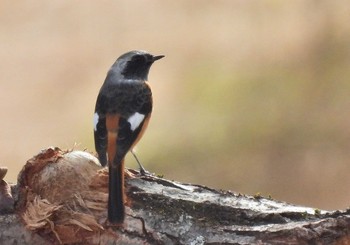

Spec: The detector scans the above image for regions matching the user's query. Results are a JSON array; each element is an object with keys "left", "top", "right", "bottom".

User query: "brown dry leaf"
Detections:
[
  {"left": 23, "top": 196, "right": 62, "bottom": 230},
  {"left": 82, "top": 190, "right": 108, "bottom": 202},
  {"left": 69, "top": 212, "right": 104, "bottom": 231},
  {"left": 46, "top": 218, "right": 63, "bottom": 244},
  {"left": 83, "top": 200, "right": 106, "bottom": 211},
  {"left": 67, "top": 219, "right": 93, "bottom": 232}
]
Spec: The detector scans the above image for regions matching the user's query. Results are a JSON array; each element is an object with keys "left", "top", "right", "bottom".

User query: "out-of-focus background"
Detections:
[{"left": 1, "top": 1, "right": 350, "bottom": 210}]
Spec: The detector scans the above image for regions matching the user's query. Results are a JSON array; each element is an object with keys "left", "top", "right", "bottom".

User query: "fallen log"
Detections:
[{"left": 0, "top": 147, "right": 349, "bottom": 244}]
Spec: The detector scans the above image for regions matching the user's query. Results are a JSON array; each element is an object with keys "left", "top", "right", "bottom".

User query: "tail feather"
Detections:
[{"left": 108, "top": 160, "right": 125, "bottom": 223}]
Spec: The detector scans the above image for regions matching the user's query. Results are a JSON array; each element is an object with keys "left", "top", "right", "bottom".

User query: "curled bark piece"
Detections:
[
  {"left": 0, "top": 167, "right": 8, "bottom": 180},
  {"left": 0, "top": 166, "right": 14, "bottom": 214}
]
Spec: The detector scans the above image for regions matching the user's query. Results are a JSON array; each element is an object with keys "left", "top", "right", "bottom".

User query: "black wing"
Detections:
[
  {"left": 94, "top": 93, "right": 108, "bottom": 166},
  {"left": 113, "top": 115, "right": 148, "bottom": 163},
  {"left": 115, "top": 83, "right": 153, "bottom": 163}
]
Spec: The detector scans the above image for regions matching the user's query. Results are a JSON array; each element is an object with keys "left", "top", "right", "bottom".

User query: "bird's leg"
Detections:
[{"left": 130, "top": 149, "right": 150, "bottom": 176}]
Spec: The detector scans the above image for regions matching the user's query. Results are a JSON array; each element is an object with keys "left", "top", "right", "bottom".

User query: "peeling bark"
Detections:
[{"left": 0, "top": 147, "right": 349, "bottom": 245}]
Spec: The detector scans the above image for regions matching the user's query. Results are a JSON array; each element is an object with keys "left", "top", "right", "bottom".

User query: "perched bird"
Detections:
[{"left": 94, "top": 50, "right": 164, "bottom": 224}]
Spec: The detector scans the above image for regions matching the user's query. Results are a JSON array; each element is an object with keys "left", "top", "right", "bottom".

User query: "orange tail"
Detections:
[{"left": 108, "top": 159, "right": 125, "bottom": 223}]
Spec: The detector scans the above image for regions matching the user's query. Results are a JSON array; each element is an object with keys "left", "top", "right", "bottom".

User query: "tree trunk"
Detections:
[{"left": 0, "top": 147, "right": 349, "bottom": 245}]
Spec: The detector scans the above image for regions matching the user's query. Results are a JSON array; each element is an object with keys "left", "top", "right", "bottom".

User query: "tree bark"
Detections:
[{"left": 0, "top": 147, "right": 349, "bottom": 245}]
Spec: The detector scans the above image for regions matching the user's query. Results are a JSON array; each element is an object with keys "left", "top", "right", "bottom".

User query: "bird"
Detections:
[{"left": 93, "top": 50, "right": 164, "bottom": 224}]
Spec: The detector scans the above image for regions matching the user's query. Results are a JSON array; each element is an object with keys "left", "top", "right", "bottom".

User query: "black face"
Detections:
[{"left": 120, "top": 52, "right": 157, "bottom": 80}]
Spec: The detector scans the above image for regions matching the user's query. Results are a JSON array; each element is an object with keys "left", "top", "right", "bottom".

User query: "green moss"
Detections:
[{"left": 254, "top": 192, "right": 262, "bottom": 199}]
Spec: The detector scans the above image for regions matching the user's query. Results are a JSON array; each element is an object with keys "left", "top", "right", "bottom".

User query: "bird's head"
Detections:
[{"left": 111, "top": 50, "right": 164, "bottom": 81}]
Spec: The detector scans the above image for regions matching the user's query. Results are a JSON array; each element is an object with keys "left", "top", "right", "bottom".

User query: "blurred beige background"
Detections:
[{"left": 1, "top": 1, "right": 350, "bottom": 210}]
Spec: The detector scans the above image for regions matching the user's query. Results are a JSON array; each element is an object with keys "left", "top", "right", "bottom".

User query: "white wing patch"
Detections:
[
  {"left": 127, "top": 112, "right": 145, "bottom": 131},
  {"left": 93, "top": 112, "right": 99, "bottom": 131}
]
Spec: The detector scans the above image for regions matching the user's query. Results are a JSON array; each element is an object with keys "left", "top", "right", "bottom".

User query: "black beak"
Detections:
[{"left": 152, "top": 55, "right": 165, "bottom": 61}]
